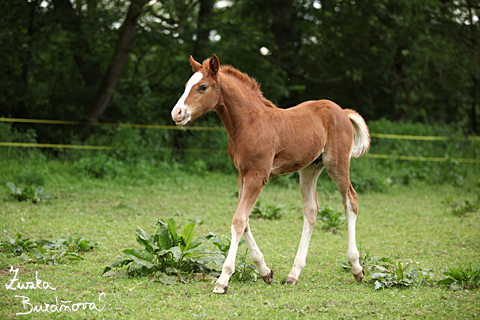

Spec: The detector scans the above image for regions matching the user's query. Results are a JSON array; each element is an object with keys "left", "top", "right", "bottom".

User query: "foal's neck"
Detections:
[{"left": 215, "top": 73, "right": 269, "bottom": 136}]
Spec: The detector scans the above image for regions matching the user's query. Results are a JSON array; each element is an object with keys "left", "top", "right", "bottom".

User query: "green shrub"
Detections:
[
  {"left": 73, "top": 154, "right": 125, "bottom": 178},
  {"left": 213, "top": 235, "right": 245, "bottom": 255},
  {"left": 212, "top": 236, "right": 258, "bottom": 282},
  {"left": 251, "top": 201, "right": 286, "bottom": 220},
  {"left": 369, "top": 261, "right": 435, "bottom": 290},
  {"left": 0, "top": 232, "right": 98, "bottom": 264},
  {"left": 0, "top": 122, "right": 38, "bottom": 143},
  {"left": 6, "top": 182, "right": 50, "bottom": 203},
  {"left": 16, "top": 170, "right": 46, "bottom": 186},
  {"left": 0, "top": 122, "right": 45, "bottom": 160},
  {"left": 367, "top": 119, "right": 479, "bottom": 187},
  {"left": 443, "top": 195, "right": 480, "bottom": 217},
  {"left": 317, "top": 206, "right": 346, "bottom": 232},
  {"left": 232, "top": 248, "right": 259, "bottom": 283},
  {"left": 103, "top": 218, "right": 224, "bottom": 284},
  {"left": 5, "top": 118, "right": 479, "bottom": 189},
  {"left": 437, "top": 264, "right": 480, "bottom": 290},
  {"left": 339, "top": 249, "right": 435, "bottom": 290}
]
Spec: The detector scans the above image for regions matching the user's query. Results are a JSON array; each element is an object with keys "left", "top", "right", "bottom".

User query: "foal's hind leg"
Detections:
[
  {"left": 324, "top": 157, "right": 364, "bottom": 281},
  {"left": 286, "top": 163, "right": 324, "bottom": 285}
]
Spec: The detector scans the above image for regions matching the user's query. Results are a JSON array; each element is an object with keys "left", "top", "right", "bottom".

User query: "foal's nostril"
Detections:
[{"left": 172, "top": 107, "right": 185, "bottom": 121}]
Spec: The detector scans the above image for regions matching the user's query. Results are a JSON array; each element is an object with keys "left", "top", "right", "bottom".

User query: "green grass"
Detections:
[{"left": 1, "top": 158, "right": 479, "bottom": 319}]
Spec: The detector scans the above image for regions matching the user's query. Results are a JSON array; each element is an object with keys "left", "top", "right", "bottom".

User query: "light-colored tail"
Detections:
[{"left": 344, "top": 109, "right": 370, "bottom": 158}]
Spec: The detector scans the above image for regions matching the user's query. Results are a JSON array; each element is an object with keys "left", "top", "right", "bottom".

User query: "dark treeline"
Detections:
[{"left": 1, "top": 0, "right": 479, "bottom": 144}]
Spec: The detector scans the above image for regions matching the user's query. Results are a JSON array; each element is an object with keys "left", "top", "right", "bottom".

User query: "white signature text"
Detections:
[{"left": 5, "top": 266, "right": 106, "bottom": 315}]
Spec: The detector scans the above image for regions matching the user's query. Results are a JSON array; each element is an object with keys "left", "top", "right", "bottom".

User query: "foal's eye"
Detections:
[{"left": 198, "top": 84, "right": 209, "bottom": 92}]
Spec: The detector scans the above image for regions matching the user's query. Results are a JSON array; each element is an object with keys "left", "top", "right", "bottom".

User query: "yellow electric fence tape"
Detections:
[
  {"left": 0, "top": 142, "right": 111, "bottom": 150},
  {"left": 1, "top": 117, "right": 480, "bottom": 163},
  {"left": 370, "top": 133, "right": 480, "bottom": 141},
  {"left": 365, "top": 153, "right": 480, "bottom": 164},
  {"left": 2, "top": 117, "right": 480, "bottom": 139},
  {"left": 2, "top": 141, "right": 479, "bottom": 163},
  {"left": 0, "top": 117, "right": 224, "bottom": 131}
]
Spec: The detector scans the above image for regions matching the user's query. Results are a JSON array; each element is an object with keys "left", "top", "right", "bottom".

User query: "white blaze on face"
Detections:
[{"left": 171, "top": 72, "right": 203, "bottom": 124}]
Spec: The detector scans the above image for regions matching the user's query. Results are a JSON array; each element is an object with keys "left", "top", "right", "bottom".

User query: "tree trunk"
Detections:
[
  {"left": 193, "top": 0, "right": 215, "bottom": 59},
  {"left": 86, "top": 0, "right": 147, "bottom": 120}
]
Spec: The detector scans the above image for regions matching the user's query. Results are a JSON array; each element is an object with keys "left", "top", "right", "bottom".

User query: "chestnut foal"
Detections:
[{"left": 171, "top": 54, "right": 370, "bottom": 294}]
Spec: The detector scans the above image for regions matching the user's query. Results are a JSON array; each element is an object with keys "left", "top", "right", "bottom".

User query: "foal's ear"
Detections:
[
  {"left": 190, "top": 56, "right": 202, "bottom": 72},
  {"left": 208, "top": 54, "right": 220, "bottom": 75}
]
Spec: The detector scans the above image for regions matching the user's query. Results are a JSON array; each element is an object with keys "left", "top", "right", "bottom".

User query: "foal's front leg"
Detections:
[
  {"left": 243, "top": 222, "right": 274, "bottom": 283},
  {"left": 213, "top": 172, "right": 271, "bottom": 294},
  {"left": 286, "top": 164, "right": 324, "bottom": 284}
]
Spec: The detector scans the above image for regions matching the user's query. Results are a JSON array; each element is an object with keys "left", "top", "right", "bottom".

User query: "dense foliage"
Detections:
[
  {"left": 1, "top": 0, "right": 479, "bottom": 145},
  {"left": 0, "top": 232, "right": 98, "bottom": 264},
  {"left": 1, "top": 0, "right": 479, "bottom": 188}
]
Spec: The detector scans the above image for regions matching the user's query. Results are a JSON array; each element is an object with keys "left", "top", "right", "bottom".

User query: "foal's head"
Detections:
[{"left": 171, "top": 54, "right": 220, "bottom": 126}]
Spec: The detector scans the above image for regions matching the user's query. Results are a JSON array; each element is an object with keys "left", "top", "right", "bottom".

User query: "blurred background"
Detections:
[{"left": 1, "top": 0, "right": 479, "bottom": 189}]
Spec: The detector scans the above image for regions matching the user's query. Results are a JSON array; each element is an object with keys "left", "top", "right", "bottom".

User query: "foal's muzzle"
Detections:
[{"left": 171, "top": 106, "right": 191, "bottom": 125}]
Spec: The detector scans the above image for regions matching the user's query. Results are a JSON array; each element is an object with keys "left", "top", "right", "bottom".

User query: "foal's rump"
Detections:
[{"left": 290, "top": 100, "right": 370, "bottom": 162}]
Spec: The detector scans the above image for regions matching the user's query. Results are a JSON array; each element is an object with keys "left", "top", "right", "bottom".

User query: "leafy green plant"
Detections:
[
  {"left": 251, "top": 201, "right": 286, "bottom": 220},
  {"left": 0, "top": 232, "right": 98, "bottom": 264},
  {"left": 102, "top": 218, "right": 224, "bottom": 284},
  {"left": 60, "top": 234, "right": 100, "bottom": 253},
  {"left": 338, "top": 247, "right": 393, "bottom": 272},
  {"left": 212, "top": 236, "right": 257, "bottom": 283},
  {"left": 437, "top": 264, "right": 480, "bottom": 290},
  {"left": 317, "top": 206, "right": 346, "bottom": 232},
  {"left": 443, "top": 196, "right": 480, "bottom": 217},
  {"left": 213, "top": 235, "right": 245, "bottom": 255},
  {"left": 0, "top": 232, "right": 37, "bottom": 256},
  {"left": 6, "top": 182, "right": 50, "bottom": 203},
  {"left": 232, "top": 248, "right": 259, "bottom": 283},
  {"left": 339, "top": 249, "right": 435, "bottom": 290},
  {"left": 369, "top": 261, "right": 435, "bottom": 290}
]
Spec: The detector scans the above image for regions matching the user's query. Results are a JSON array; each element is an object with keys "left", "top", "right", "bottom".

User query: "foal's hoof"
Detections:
[
  {"left": 213, "top": 284, "right": 228, "bottom": 294},
  {"left": 285, "top": 276, "right": 298, "bottom": 285},
  {"left": 353, "top": 268, "right": 365, "bottom": 282},
  {"left": 262, "top": 270, "right": 274, "bottom": 284}
]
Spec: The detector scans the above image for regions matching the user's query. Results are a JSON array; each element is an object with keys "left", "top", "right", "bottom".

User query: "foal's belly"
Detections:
[{"left": 269, "top": 149, "right": 323, "bottom": 177}]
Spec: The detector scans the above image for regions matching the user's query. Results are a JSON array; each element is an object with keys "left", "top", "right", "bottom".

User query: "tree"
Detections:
[
  {"left": 193, "top": 0, "right": 215, "bottom": 59},
  {"left": 1, "top": 0, "right": 479, "bottom": 146},
  {"left": 52, "top": 0, "right": 103, "bottom": 88},
  {"left": 447, "top": 0, "right": 480, "bottom": 133},
  {"left": 87, "top": 0, "right": 148, "bottom": 121}
]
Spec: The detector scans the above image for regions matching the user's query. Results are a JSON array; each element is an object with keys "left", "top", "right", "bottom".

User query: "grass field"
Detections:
[{"left": 1, "top": 159, "right": 479, "bottom": 319}]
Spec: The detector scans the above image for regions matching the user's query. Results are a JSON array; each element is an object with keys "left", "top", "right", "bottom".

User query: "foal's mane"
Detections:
[{"left": 220, "top": 65, "right": 277, "bottom": 108}]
